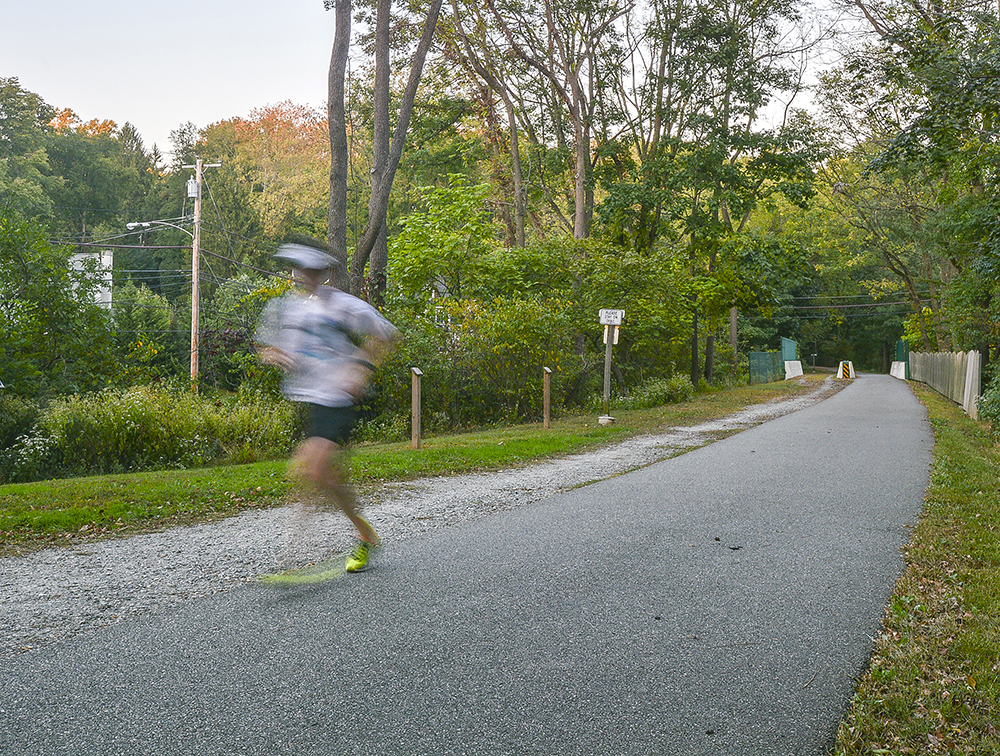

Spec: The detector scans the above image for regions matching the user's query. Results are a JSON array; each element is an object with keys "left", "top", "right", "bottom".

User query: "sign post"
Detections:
[{"left": 598, "top": 309, "right": 625, "bottom": 424}]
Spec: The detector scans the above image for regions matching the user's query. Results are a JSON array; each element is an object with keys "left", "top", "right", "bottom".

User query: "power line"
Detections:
[
  {"left": 71, "top": 242, "right": 192, "bottom": 250},
  {"left": 779, "top": 300, "right": 914, "bottom": 310}
]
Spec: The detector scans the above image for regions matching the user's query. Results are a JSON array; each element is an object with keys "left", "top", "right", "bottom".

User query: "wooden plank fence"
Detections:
[{"left": 909, "top": 350, "right": 981, "bottom": 420}]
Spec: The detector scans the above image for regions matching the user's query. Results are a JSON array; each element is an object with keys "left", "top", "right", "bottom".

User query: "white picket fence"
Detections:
[{"left": 908, "top": 350, "right": 981, "bottom": 419}]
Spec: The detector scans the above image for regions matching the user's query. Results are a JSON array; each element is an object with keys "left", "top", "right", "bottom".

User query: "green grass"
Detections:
[
  {"left": 834, "top": 384, "right": 1000, "bottom": 755},
  {"left": 0, "top": 376, "right": 827, "bottom": 556}
]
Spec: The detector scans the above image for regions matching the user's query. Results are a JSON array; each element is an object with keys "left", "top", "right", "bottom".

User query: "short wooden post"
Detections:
[
  {"left": 542, "top": 367, "right": 552, "bottom": 429},
  {"left": 411, "top": 367, "right": 423, "bottom": 449}
]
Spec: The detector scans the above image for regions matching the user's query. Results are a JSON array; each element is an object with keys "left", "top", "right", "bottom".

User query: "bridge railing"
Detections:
[{"left": 909, "top": 350, "right": 981, "bottom": 419}]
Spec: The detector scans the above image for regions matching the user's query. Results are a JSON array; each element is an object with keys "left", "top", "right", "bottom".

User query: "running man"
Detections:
[{"left": 256, "top": 239, "right": 399, "bottom": 572}]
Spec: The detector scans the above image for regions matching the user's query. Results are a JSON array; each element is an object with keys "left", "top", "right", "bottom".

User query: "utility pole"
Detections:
[{"left": 181, "top": 158, "right": 221, "bottom": 390}]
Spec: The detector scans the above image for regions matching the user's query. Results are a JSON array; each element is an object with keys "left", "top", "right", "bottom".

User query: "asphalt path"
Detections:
[{"left": 2, "top": 374, "right": 934, "bottom": 756}]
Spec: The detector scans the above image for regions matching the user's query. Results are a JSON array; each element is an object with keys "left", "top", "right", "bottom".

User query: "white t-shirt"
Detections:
[{"left": 256, "top": 286, "right": 398, "bottom": 407}]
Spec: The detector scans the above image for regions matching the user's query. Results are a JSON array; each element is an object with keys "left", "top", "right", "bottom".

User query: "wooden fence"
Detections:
[{"left": 909, "top": 350, "right": 981, "bottom": 419}]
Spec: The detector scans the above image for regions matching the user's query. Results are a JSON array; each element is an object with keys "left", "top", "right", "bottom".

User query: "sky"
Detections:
[{"left": 2, "top": 0, "right": 337, "bottom": 158}]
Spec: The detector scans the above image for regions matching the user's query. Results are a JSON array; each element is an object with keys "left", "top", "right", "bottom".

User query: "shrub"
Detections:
[
  {"left": 371, "top": 297, "right": 583, "bottom": 432},
  {"left": 588, "top": 374, "right": 695, "bottom": 413},
  {"left": 214, "top": 390, "right": 301, "bottom": 463},
  {"left": 0, "top": 394, "right": 39, "bottom": 450},
  {"left": 2, "top": 386, "right": 300, "bottom": 483},
  {"left": 976, "top": 383, "right": 1000, "bottom": 427}
]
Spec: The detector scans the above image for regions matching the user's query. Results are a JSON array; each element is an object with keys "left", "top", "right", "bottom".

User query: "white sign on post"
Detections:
[{"left": 599, "top": 308, "right": 625, "bottom": 326}]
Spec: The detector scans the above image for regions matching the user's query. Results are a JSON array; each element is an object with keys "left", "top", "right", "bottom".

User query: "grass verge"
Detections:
[
  {"left": 834, "top": 384, "right": 1000, "bottom": 755},
  {"left": 0, "top": 376, "right": 828, "bottom": 557}
]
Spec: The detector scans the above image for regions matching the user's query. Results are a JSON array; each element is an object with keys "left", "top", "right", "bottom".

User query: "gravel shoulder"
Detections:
[{"left": 1, "top": 378, "right": 842, "bottom": 656}]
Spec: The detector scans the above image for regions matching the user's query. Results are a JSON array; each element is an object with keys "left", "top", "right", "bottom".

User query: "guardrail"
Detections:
[{"left": 909, "top": 350, "right": 981, "bottom": 419}]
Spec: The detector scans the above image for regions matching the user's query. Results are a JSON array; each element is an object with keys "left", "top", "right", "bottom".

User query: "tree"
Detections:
[
  {"left": 388, "top": 175, "right": 495, "bottom": 301},
  {"left": 45, "top": 114, "right": 135, "bottom": 239},
  {"left": 483, "top": 0, "right": 629, "bottom": 241},
  {"left": 820, "top": 0, "right": 1000, "bottom": 364},
  {"left": 0, "top": 77, "right": 57, "bottom": 220},
  {"left": 111, "top": 279, "right": 178, "bottom": 384},
  {"left": 203, "top": 102, "right": 329, "bottom": 242},
  {"left": 445, "top": 1, "right": 529, "bottom": 246},
  {"left": 0, "top": 212, "right": 115, "bottom": 397},
  {"left": 325, "top": 0, "right": 447, "bottom": 301},
  {"left": 587, "top": 0, "right": 823, "bottom": 383}
]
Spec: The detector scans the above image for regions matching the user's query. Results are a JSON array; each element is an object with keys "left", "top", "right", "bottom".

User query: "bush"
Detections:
[
  {"left": 976, "top": 383, "right": 1000, "bottom": 427},
  {"left": 0, "top": 394, "right": 39, "bottom": 450},
  {"left": 2, "top": 386, "right": 300, "bottom": 483},
  {"left": 633, "top": 375, "right": 696, "bottom": 407},
  {"left": 371, "top": 298, "right": 585, "bottom": 432},
  {"left": 0, "top": 395, "right": 41, "bottom": 483},
  {"left": 589, "top": 374, "right": 695, "bottom": 413}
]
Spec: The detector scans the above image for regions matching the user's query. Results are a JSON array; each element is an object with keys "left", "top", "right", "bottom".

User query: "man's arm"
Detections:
[{"left": 256, "top": 345, "right": 297, "bottom": 372}]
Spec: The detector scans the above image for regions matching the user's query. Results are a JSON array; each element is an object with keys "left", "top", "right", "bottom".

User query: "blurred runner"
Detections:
[{"left": 256, "top": 239, "right": 398, "bottom": 572}]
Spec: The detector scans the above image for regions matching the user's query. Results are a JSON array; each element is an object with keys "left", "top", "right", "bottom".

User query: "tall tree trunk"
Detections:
[
  {"left": 690, "top": 309, "right": 699, "bottom": 387},
  {"left": 327, "top": 0, "right": 351, "bottom": 289},
  {"left": 349, "top": 0, "right": 445, "bottom": 298},
  {"left": 504, "top": 95, "right": 526, "bottom": 247},
  {"left": 730, "top": 306, "right": 738, "bottom": 371},
  {"left": 690, "top": 233, "right": 699, "bottom": 386},
  {"left": 367, "top": 0, "right": 391, "bottom": 304},
  {"left": 573, "top": 112, "right": 588, "bottom": 240},
  {"left": 449, "top": 2, "right": 525, "bottom": 246},
  {"left": 705, "top": 327, "right": 715, "bottom": 384}
]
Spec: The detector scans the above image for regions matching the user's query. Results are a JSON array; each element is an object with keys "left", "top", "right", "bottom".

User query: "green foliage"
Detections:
[
  {"left": 615, "top": 375, "right": 697, "bottom": 411},
  {"left": 388, "top": 175, "right": 497, "bottom": 302},
  {"left": 0, "top": 212, "right": 116, "bottom": 397},
  {"left": 819, "top": 4, "right": 1000, "bottom": 365},
  {"left": 201, "top": 275, "right": 292, "bottom": 393},
  {"left": 376, "top": 231, "right": 704, "bottom": 433},
  {"left": 1, "top": 386, "right": 299, "bottom": 483},
  {"left": 975, "top": 383, "right": 1000, "bottom": 426},
  {"left": 111, "top": 279, "right": 178, "bottom": 384},
  {"left": 44, "top": 127, "right": 135, "bottom": 238},
  {"left": 0, "top": 77, "right": 57, "bottom": 219},
  {"left": 368, "top": 296, "right": 582, "bottom": 434},
  {"left": 0, "top": 395, "right": 40, "bottom": 482},
  {"left": 0, "top": 394, "right": 39, "bottom": 449}
]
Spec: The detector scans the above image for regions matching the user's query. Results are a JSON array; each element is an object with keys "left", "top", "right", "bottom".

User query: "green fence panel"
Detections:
[
  {"left": 749, "top": 352, "right": 784, "bottom": 385},
  {"left": 781, "top": 337, "right": 798, "bottom": 363}
]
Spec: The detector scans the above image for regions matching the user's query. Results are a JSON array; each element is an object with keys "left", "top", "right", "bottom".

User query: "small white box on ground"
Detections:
[{"left": 784, "top": 361, "right": 803, "bottom": 380}]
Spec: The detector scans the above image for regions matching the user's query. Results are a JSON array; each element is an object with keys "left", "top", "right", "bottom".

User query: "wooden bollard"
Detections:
[
  {"left": 411, "top": 367, "right": 423, "bottom": 449},
  {"left": 543, "top": 367, "right": 552, "bottom": 429}
]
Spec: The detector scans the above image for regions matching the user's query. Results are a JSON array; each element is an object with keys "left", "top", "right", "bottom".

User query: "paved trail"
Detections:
[{"left": 1, "top": 375, "right": 933, "bottom": 755}]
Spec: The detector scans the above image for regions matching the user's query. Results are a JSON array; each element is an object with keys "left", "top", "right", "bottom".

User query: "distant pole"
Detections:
[
  {"left": 190, "top": 158, "right": 202, "bottom": 389},
  {"left": 543, "top": 367, "right": 552, "bottom": 429},
  {"left": 181, "top": 158, "right": 221, "bottom": 391},
  {"left": 411, "top": 367, "right": 423, "bottom": 449}
]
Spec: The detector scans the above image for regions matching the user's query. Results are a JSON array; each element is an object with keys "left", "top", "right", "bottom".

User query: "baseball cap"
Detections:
[{"left": 274, "top": 242, "right": 337, "bottom": 271}]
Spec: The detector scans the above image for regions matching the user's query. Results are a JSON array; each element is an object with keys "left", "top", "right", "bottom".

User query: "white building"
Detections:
[{"left": 69, "top": 249, "right": 113, "bottom": 308}]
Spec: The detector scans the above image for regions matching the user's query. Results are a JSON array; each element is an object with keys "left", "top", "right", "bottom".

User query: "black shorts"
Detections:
[{"left": 305, "top": 403, "right": 359, "bottom": 446}]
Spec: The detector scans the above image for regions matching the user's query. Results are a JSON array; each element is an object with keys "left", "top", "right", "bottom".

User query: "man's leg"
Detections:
[{"left": 291, "top": 436, "right": 379, "bottom": 545}]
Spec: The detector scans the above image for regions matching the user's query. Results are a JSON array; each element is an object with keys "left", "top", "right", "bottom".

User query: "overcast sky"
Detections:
[{"left": 2, "top": 0, "right": 337, "bottom": 157}]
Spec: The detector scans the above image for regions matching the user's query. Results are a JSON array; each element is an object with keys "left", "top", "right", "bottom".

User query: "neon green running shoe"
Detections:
[{"left": 345, "top": 540, "right": 378, "bottom": 572}]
